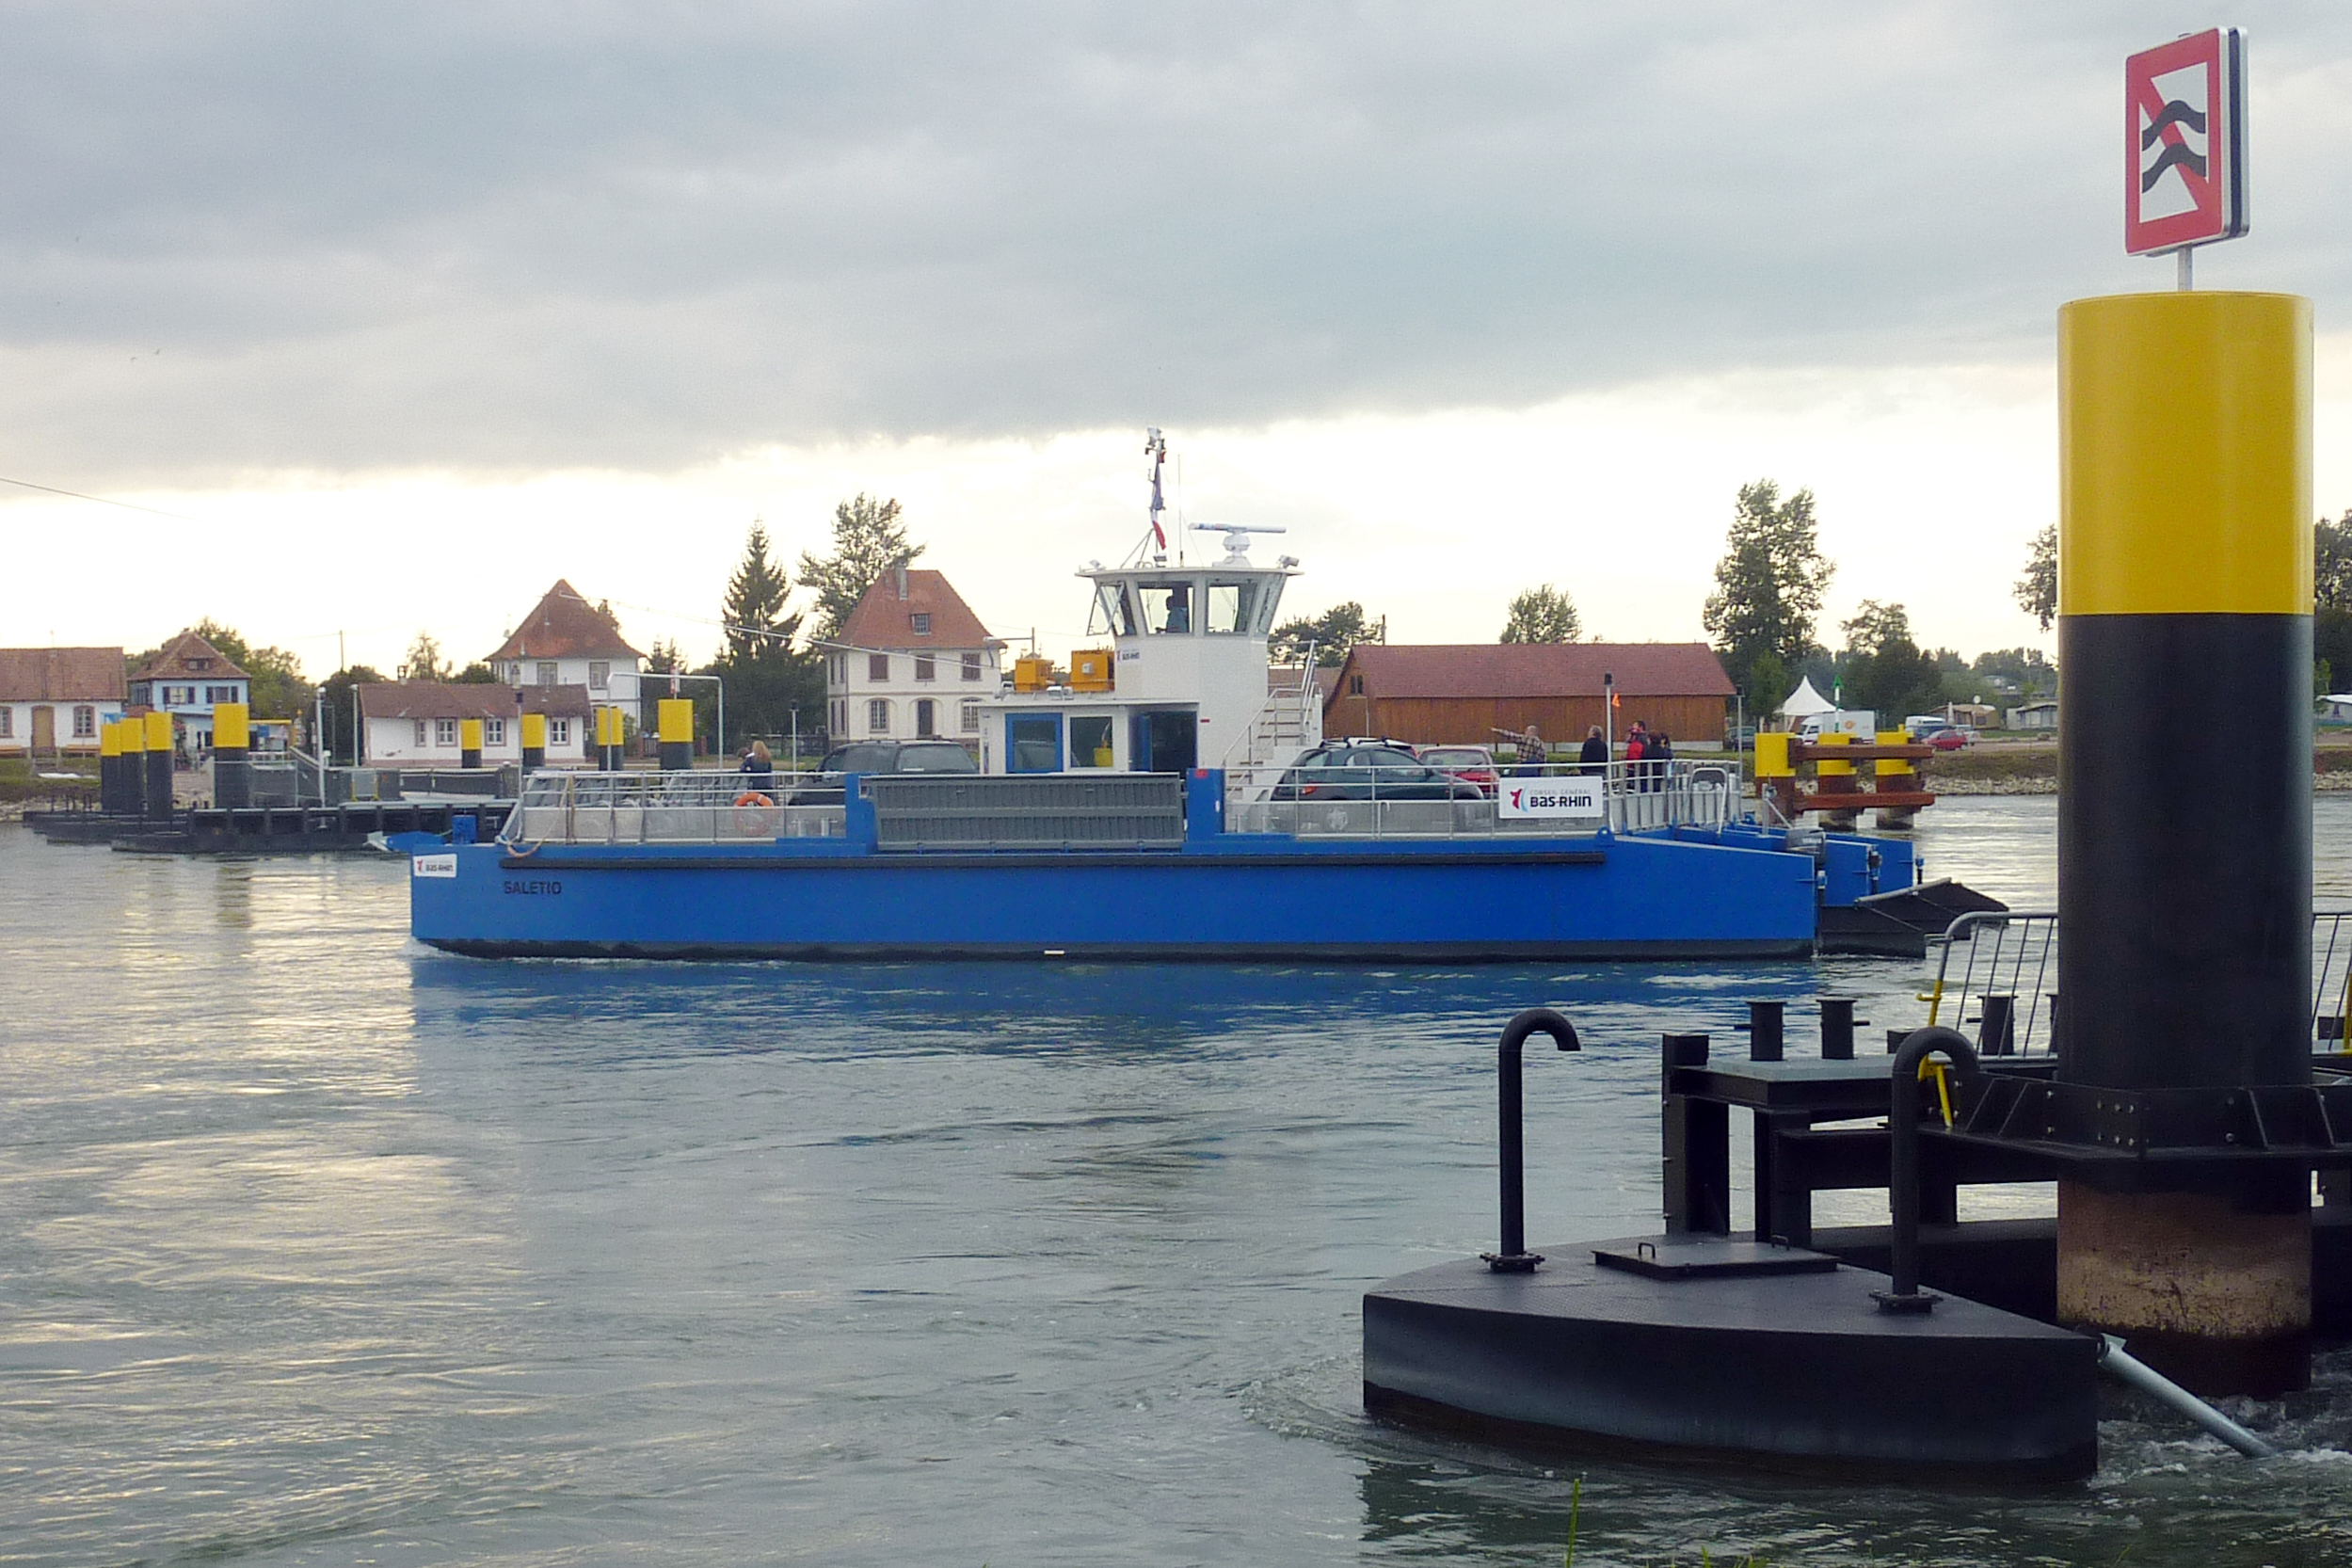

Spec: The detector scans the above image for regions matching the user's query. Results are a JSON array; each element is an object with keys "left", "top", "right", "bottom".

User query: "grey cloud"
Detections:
[{"left": 3, "top": 1, "right": 2348, "bottom": 482}]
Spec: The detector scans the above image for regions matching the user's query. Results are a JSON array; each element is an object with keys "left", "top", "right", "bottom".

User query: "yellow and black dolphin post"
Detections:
[
  {"left": 143, "top": 711, "right": 176, "bottom": 824},
  {"left": 213, "top": 702, "right": 251, "bottom": 809},
  {"left": 657, "top": 697, "right": 694, "bottom": 772},
  {"left": 2056, "top": 291, "right": 2313, "bottom": 1395}
]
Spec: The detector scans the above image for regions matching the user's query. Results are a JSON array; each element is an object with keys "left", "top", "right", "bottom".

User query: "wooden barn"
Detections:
[{"left": 1321, "top": 643, "right": 1736, "bottom": 750}]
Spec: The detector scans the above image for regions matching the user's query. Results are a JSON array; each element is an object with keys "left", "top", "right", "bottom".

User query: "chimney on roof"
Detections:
[{"left": 895, "top": 559, "right": 909, "bottom": 600}]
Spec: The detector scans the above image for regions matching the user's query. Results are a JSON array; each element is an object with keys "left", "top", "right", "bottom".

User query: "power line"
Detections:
[{"left": 0, "top": 473, "right": 218, "bottom": 526}]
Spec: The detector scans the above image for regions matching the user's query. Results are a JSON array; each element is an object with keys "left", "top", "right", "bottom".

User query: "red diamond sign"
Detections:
[{"left": 2125, "top": 27, "right": 2247, "bottom": 256}]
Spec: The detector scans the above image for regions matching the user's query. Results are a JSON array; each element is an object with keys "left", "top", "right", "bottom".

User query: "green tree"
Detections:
[
  {"left": 717, "top": 520, "right": 822, "bottom": 741},
  {"left": 399, "top": 632, "right": 450, "bottom": 683},
  {"left": 1836, "top": 600, "right": 1944, "bottom": 721},
  {"left": 453, "top": 663, "right": 503, "bottom": 684},
  {"left": 1741, "top": 650, "right": 1791, "bottom": 722},
  {"left": 1270, "top": 601, "right": 1374, "bottom": 666},
  {"left": 184, "top": 617, "right": 313, "bottom": 719},
  {"left": 1702, "top": 480, "right": 1832, "bottom": 695},
  {"left": 2314, "top": 514, "right": 2352, "bottom": 696},
  {"left": 2014, "top": 522, "right": 2057, "bottom": 632},
  {"left": 646, "top": 638, "right": 686, "bottom": 674},
  {"left": 1499, "top": 584, "right": 1582, "bottom": 644},
  {"left": 315, "top": 664, "right": 389, "bottom": 764},
  {"left": 797, "top": 494, "right": 921, "bottom": 644}
]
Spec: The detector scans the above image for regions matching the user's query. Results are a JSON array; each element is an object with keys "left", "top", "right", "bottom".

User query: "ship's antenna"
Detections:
[{"left": 1142, "top": 427, "right": 1169, "bottom": 567}]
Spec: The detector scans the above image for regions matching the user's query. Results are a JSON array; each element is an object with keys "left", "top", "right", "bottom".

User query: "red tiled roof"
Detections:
[
  {"left": 1334, "top": 643, "right": 1735, "bottom": 698},
  {"left": 130, "top": 631, "right": 248, "bottom": 681},
  {"left": 838, "top": 568, "right": 995, "bottom": 651},
  {"left": 357, "top": 681, "right": 594, "bottom": 721},
  {"left": 0, "top": 647, "right": 126, "bottom": 702},
  {"left": 487, "top": 580, "right": 642, "bottom": 662}
]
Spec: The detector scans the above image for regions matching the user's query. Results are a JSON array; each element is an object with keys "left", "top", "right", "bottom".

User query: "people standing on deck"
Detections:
[
  {"left": 1624, "top": 724, "right": 1647, "bottom": 792},
  {"left": 1649, "top": 730, "right": 1673, "bottom": 791},
  {"left": 742, "top": 740, "right": 775, "bottom": 791},
  {"left": 1514, "top": 726, "right": 1544, "bottom": 777},
  {"left": 1579, "top": 726, "right": 1607, "bottom": 776}
]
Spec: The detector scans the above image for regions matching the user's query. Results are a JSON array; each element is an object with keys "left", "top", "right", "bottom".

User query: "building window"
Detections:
[
  {"left": 0, "top": 708, "right": 10, "bottom": 737},
  {"left": 828, "top": 654, "right": 846, "bottom": 685},
  {"left": 1348, "top": 675, "right": 1365, "bottom": 696},
  {"left": 205, "top": 685, "right": 238, "bottom": 703},
  {"left": 914, "top": 698, "right": 936, "bottom": 738},
  {"left": 868, "top": 653, "right": 890, "bottom": 682},
  {"left": 163, "top": 685, "right": 192, "bottom": 706},
  {"left": 549, "top": 718, "right": 571, "bottom": 745},
  {"left": 536, "top": 662, "right": 558, "bottom": 687},
  {"left": 189, "top": 657, "right": 212, "bottom": 672},
  {"left": 912, "top": 613, "right": 933, "bottom": 635},
  {"left": 914, "top": 654, "right": 935, "bottom": 681},
  {"left": 507, "top": 663, "right": 524, "bottom": 682},
  {"left": 414, "top": 720, "right": 429, "bottom": 747},
  {"left": 867, "top": 698, "right": 890, "bottom": 734},
  {"left": 485, "top": 718, "right": 507, "bottom": 746},
  {"left": 72, "top": 706, "right": 95, "bottom": 738},
  {"left": 588, "top": 662, "right": 609, "bottom": 691},
  {"left": 960, "top": 699, "right": 980, "bottom": 733},
  {"left": 435, "top": 718, "right": 458, "bottom": 746},
  {"left": 962, "top": 651, "right": 982, "bottom": 681}
]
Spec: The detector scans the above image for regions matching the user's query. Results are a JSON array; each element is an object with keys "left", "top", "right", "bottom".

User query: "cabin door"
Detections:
[
  {"left": 29, "top": 706, "right": 55, "bottom": 755},
  {"left": 1129, "top": 710, "right": 1197, "bottom": 775}
]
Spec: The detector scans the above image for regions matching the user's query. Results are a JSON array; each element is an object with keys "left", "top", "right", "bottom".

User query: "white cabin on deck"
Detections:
[{"left": 978, "top": 524, "right": 1321, "bottom": 776}]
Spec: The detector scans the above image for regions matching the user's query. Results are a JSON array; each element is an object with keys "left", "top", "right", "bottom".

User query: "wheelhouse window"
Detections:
[
  {"left": 1068, "top": 714, "right": 1114, "bottom": 769},
  {"left": 867, "top": 698, "right": 890, "bottom": 734},
  {"left": 868, "top": 654, "right": 890, "bottom": 682},
  {"left": 1096, "top": 582, "right": 1140, "bottom": 637},
  {"left": 1135, "top": 579, "right": 1196, "bottom": 635},
  {"left": 1205, "top": 579, "right": 1268, "bottom": 635}
]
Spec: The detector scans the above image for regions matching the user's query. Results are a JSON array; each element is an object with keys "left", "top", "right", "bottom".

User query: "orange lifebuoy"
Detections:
[
  {"left": 732, "top": 791, "right": 777, "bottom": 834},
  {"left": 733, "top": 792, "right": 775, "bottom": 808}
]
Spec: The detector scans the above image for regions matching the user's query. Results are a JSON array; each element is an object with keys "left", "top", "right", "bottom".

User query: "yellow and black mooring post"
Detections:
[
  {"left": 593, "top": 706, "right": 622, "bottom": 771},
  {"left": 213, "top": 702, "right": 251, "bottom": 809},
  {"left": 98, "top": 720, "right": 123, "bottom": 814},
  {"left": 117, "top": 714, "right": 146, "bottom": 817},
  {"left": 2056, "top": 291, "right": 2313, "bottom": 1395},
  {"left": 143, "top": 711, "right": 176, "bottom": 823},
  {"left": 657, "top": 698, "right": 694, "bottom": 772},
  {"left": 459, "top": 717, "right": 484, "bottom": 771},
  {"left": 520, "top": 712, "right": 547, "bottom": 773}
]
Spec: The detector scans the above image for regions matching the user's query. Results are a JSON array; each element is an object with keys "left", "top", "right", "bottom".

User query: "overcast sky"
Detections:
[{"left": 6, "top": 3, "right": 2351, "bottom": 676}]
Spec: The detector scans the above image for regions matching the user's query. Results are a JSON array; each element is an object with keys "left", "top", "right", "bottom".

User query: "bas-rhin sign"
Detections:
[{"left": 2124, "top": 27, "right": 2247, "bottom": 259}]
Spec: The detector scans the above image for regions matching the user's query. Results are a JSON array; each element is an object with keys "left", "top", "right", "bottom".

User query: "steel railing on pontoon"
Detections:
[
  {"left": 504, "top": 770, "right": 845, "bottom": 846},
  {"left": 1920, "top": 908, "right": 2352, "bottom": 1058},
  {"left": 1219, "top": 757, "right": 1743, "bottom": 840}
]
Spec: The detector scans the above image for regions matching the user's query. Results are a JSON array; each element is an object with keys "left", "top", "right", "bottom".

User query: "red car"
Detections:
[{"left": 1415, "top": 744, "right": 1500, "bottom": 796}]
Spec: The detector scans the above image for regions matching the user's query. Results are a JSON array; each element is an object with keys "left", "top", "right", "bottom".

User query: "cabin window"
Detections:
[
  {"left": 588, "top": 662, "right": 609, "bottom": 690},
  {"left": 1068, "top": 714, "right": 1114, "bottom": 769},
  {"left": 914, "top": 698, "right": 936, "bottom": 738},
  {"left": 548, "top": 718, "right": 570, "bottom": 745},
  {"left": 914, "top": 654, "right": 936, "bottom": 681},
  {"left": 1007, "top": 714, "right": 1062, "bottom": 774},
  {"left": 1096, "top": 583, "right": 1140, "bottom": 637},
  {"left": 1135, "top": 579, "right": 1195, "bottom": 635},
  {"left": 867, "top": 698, "right": 891, "bottom": 734},
  {"left": 1204, "top": 579, "right": 1265, "bottom": 635},
  {"left": 912, "top": 613, "right": 933, "bottom": 635},
  {"left": 869, "top": 654, "right": 890, "bottom": 682},
  {"left": 960, "top": 699, "right": 981, "bottom": 733},
  {"left": 435, "top": 719, "right": 459, "bottom": 746},
  {"left": 72, "top": 706, "right": 95, "bottom": 738},
  {"left": 485, "top": 718, "right": 507, "bottom": 746},
  {"left": 962, "top": 651, "right": 983, "bottom": 681}
]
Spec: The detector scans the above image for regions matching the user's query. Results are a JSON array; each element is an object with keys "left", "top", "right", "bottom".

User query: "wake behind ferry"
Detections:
[{"left": 411, "top": 464, "right": 1987, "bottom": 962}]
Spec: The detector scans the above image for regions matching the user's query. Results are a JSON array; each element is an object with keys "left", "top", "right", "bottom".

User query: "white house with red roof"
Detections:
[
  {"left": 486, "top": 580, "right": 644, "bottom": 706},
  {"left": 0, "top": 647, "right": 127, "bottom": 757},
  {"left": 128, "top": 631, "right": 251, "bottom": 757},
  {"left": 355, "top": 682, "right": 593, "bottom": 764},
  {"left": 824, "top": 564, "right": 1004, "bottom": 746}
]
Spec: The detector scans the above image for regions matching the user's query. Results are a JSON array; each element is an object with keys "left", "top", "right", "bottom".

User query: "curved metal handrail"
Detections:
[
  {"left": 1875, "top": 1026, "right": 1982, "bottom": 1313},
  {"left": 1481, "top": 1007, "right": 1583, "bottom": 1272}
]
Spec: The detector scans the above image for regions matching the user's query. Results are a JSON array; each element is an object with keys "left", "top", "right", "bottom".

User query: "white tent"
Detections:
[{"left": 1775, "top": 677, "right": 1837, "bottom": 719}]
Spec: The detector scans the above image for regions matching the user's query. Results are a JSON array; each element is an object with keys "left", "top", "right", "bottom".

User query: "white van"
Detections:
[{"left": 1796, "top": 710, "right": 1877, "bottom": 743}]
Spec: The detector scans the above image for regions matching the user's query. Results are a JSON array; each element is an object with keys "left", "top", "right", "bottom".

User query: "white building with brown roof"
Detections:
[
  {"left": 127, "top": 631, "right": 250, "bottom": 756},
  {"left": 0, "top": 648, "right": 127, "bottom": 757},
  {"left": 356, "top": 682, "right": 593, "bottom": 765},
  {"left": 823, "top": 565, "right": 1003, "bottom": 745},
  {"left": 486, "top": 580, "right": 644, "bottom": 705}
]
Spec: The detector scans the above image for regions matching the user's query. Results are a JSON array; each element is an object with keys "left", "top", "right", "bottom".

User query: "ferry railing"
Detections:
[
  {"left": 1921, "top": 907, "right": 2352, "bottom": 1058},
  {"left": 1219, "top": 757, "right": 1739, "bottom": 839},
  {"left": 503, "top": 770, "right": 845, "bottom": 846}
]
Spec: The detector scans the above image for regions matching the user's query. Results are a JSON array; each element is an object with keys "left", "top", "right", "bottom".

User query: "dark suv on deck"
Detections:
[
  {"left": 783, "top": 741, "right": 980, "bottom": 805},
  {"left": 1269, "top": 743, "right": 1486, "bottom": 802}
]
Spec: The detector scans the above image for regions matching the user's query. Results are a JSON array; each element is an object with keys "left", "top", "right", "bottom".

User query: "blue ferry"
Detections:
[{"left": 411, "top": 511, "right": 1976, "bottom": 962}]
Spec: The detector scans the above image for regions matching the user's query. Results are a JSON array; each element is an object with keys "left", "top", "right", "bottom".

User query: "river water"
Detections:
[{"left": 6, "top": 798, "right": 2352, "bottom": 1567}]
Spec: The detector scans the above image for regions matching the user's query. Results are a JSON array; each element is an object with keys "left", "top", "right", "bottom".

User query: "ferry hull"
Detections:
[{"left": 410, "top": 834, "right": 1819, "bottom": 962}]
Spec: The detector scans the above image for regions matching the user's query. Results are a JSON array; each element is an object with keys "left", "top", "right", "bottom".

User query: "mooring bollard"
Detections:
[
  {"left": 1482, "top": 1007, "right": 1581, "bottom": 1273},
  {"left": 1977, "top": 994, "right": 2016, "bottom": 1057},
  {"left": 1877, "top": 1027, "right": 1982, "bottom": 1314},
  {"left": 1819, "top": 997, "right": 1861, "bottom": 1061},
  {"left": 1737, "top": 1000, "right": 1784, "bottom": 1063}
]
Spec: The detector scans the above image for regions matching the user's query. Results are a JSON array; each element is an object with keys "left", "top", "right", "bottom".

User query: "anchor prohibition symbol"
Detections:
[{"left": 2123, "top": 27, "right": 2246, "bottom": 256}]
